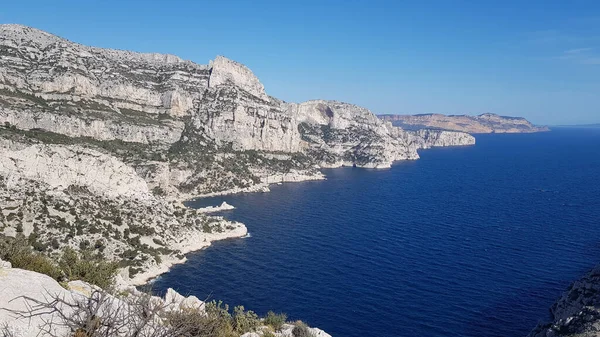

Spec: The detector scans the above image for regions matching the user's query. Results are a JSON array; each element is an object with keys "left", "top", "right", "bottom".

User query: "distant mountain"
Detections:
[{"left": 379, "top": 113, "right": 550, "bottom": 133}]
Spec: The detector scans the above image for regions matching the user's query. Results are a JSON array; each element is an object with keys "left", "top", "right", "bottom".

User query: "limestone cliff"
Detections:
[
  {"left": 0, "top": 24, "right": 475, "bottom": 285},
  {"left": 0, "top": 24, "right": 475, "bottom": 178},
  {"left": 380, "top": 113, "right": 550, "bottom": 133}
]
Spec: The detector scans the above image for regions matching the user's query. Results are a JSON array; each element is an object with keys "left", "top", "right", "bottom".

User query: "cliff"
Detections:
[
  {"left": 379, "top": 113, "right": 550, "bottom": 133},
  {"left": 528, "top": 266, "right": 600, "bottom": 337},
  {"left": 0, "top": 24, "right": 474, "bottom": 287}
]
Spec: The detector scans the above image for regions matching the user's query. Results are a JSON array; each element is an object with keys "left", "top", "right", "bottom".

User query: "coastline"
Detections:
[
  {"left": 133, "top": 143, "right": 479, "bottom": 288},
  {"left": 127, "top": 170, "right": 327, "bottom": 287},
  {"left": 191, "top": 170, "right": 327, "bottom": 199},
  {"left": 128, "top": 224, "right": 248, "bottom": 286}
]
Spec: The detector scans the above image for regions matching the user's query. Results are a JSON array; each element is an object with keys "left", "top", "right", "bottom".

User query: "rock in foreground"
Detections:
[{"left": 0, "top": 262, "right": 331, "bottom": 337}]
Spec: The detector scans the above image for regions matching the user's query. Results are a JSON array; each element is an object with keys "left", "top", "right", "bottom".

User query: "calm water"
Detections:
[{"left": 154, "top": 128, "right": 600, "bottom": 337}]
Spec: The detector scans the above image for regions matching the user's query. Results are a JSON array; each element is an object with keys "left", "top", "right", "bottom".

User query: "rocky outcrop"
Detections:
[
  {"left": 197, "top": 201, "right": 235, "bottom": 213},
  {"left": 380, "top": 113, "right": 550, "bottom": 133},
  {"left": 0, "top": 138, "right": 153, "bottom": 201},
  {"left": 528, "top": 266, "right": 600, "bottom": 337},
  {"left": 0, "top": 24, "right": 208, "bottom": 117},
  {"left": 410, "top": 129, "right": 479, "bottom": 148},
  {"left": 0, "top": 107, "right": 184, "bottom": 145},
  {"left": 290, "top": 100, "right": 475, "bottom": 168},
  {"left": 0, "top": 265, "right": 331, "bottom": 337},
  {"left": 209, "top": 56, "right": 269, "bottom": 102}
]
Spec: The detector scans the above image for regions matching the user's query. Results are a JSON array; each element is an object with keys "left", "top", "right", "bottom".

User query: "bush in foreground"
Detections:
[
  {"left": 293, "top": 321, "right": 316, "bottom": 337},
  {"left": 0, "top": 234, "right": 118, "bottom": 289},
  {"left": 59, "top": 247, "right": 119, "bottom": 289},
  {"left": 264, "top": 310, "right": 287, "bottom": 331},
  {"left": 0, "top": 234, "right": 61, "bottom": 280}
]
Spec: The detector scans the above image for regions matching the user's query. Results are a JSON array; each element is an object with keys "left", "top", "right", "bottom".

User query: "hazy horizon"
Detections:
[{"left": 2, "top": 0, "right": 599, "bottom": 125}]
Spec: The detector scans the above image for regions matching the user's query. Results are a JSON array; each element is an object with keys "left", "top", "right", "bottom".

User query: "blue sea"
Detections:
[{"left": 153, "top": 128, "right": 600, "bottom": 337}]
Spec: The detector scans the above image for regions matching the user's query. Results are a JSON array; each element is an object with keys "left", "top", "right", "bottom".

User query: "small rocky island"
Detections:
[
  {"left": 379, "top": 113, "right": 550, "bottom": 133},
  {"left": 0, "top": 24, "right": 476, "bottom": 336}
]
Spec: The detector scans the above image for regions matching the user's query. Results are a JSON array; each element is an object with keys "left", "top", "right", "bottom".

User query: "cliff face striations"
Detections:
[
  {"left": 0, "top": 24, "right": 475, "bottom": 284},
  {"left": 379, "top": 113, "right": 550, "bottom": 133}
]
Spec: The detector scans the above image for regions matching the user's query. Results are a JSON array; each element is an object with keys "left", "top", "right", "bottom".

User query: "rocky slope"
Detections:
[
  {"left": 528, "top": 266, "right": 600, "bottom": 337},
  {"left": 0, "top": 24, "right": 475, "bottom": 286},
  {"left": 0, "top": 262, "right": 330, "bottom": 337},
  {"left": 379, "top": 113, "right": 550, "bottom": 133}
]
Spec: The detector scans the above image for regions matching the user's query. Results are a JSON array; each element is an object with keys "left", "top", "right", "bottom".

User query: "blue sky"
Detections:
[{"left": 1, "top": 0, "right": 599, "bottom": 125}]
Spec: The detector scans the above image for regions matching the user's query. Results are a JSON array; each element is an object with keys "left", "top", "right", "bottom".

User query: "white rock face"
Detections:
[
  {"left": 209, "top": 56, "right": 269, "bottom": 101},
  {"left": 0, "top": 139, "right": 153, "bottom": 201},
  {"left": 0, "top": 267, "right": 332, "bottom": 337},
  {"left": 0, "top": 268, "right": 73, "bottom": 337},
  {"left": 0, "top": 107, "right": 184, "bottom": 145},
  {"left": 0, "top": 24, "right": 209, "bottom": 117},
  {"left": 0, "top": 258, "right": 11, "bottom": 269},
  {"left": 0, "top": 24, "right": 475, "bottom": 168},
  {"left": 192, "top": 89, "right": 302, "bottom": 152},
  {"left": 197, "top": 201, "right": 235, "bottom": 213}
]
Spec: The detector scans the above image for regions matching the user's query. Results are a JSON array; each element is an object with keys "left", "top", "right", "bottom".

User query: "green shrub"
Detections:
[
  {"left": 233, "top": 305, "right": 260, "bottom": 333},
  {"left": 264, "top": 311, "right": 287, "bottom": 331},
  {"left": 292, "top": 321, "right": 315, "bottom": 337},
  {"left": 0, "top": 234, "right": 61, "bottom": 280},
  {"left": 59, "top": 248, "right": 118, "bottom": 289},
  {"left": 165, "top": 305, "right": 236, "bottom": 337}
]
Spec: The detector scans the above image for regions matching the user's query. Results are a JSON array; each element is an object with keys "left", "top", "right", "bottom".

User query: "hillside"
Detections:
[{"left": 379, "top": 113, "right": 550, "bottom": 133}]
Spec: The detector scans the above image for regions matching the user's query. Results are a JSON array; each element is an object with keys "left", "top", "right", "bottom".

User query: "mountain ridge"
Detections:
[{"left": 379, "top": 112, "right": 550, "bottom": 133}]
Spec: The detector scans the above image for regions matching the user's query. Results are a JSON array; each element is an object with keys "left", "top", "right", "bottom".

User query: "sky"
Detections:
[{"left": 1, "top": 0, "right": 599, "bottom": 125}]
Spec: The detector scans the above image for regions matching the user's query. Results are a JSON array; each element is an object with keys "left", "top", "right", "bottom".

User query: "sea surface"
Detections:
[{"left": 153, "top": 128, "right": 600, "bottom": 337}]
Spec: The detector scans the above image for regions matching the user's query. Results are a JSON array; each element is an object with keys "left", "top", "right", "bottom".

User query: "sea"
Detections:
[{"left": 153, "top": 127, "right": 600, "bottom": 337}]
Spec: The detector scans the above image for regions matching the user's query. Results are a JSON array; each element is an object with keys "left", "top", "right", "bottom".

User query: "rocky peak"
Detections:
[
  {"left": 0, "top": 24, "right": 63, "bottom": 49},
  {"left": 0, "top": 23, "right": 191, "bottom": 66},
  {"left": 208, "top": 55, "right": 269, "bottom": 101}
]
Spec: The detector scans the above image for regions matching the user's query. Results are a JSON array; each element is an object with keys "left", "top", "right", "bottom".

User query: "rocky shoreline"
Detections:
[{"left": 0, "top": 24, "right": 476, "bottom": 336}]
